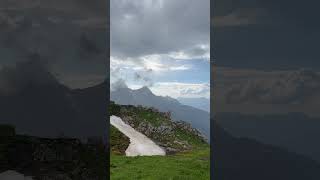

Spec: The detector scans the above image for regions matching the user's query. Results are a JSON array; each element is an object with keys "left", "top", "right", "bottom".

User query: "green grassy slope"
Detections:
[
  {"left": 110, "top": 102, "right": 210, "bottom": 179},
  {"left": 110, "top": 125, "right": 130, "bottom": 154},
  {"left": 111, "top": 148, "right": 210, "bottom": 180},
  {"left": 110, "top": 102, "right": 207, "bottom": 152}
]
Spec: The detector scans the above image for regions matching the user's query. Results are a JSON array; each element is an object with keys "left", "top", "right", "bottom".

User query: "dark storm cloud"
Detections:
[
  {"left": 0, "top": 58, "right": 56, "bottom": 95},
  {"left": 111, "top": 0, "right": 210, "bottom": 58},
  {"left": 0, "top": 0, "right": 108, "bottom": 18},
  {"left": 213, "top": 0, "right": 320, "bottom": 69},
  {"left": 0, "top": 0, "right": 108, "bottom": 88}
]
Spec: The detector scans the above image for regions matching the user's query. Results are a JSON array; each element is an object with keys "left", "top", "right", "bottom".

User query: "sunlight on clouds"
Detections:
[
  {"left": 110, "top": 55, "right": 192, "bottom": 74},
  {"left": 150, "top": 82, "right": 210, "bottom": 99},
  {"left": 143, "top": 59, "right": 191, "bottom": 72}
]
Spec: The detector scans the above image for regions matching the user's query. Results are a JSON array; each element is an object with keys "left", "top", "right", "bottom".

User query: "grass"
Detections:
[
  {"left": 110, "top": 102, "right": 170, "bottom": 127},
  {"left": 109, "top": 102, "right": 210, "bottom": 179},
  {"left": 110, "top": 148, "right": 210, "bottom": 180},
  {"left": 110, "top": 125, "right": 130, "bottom": 154},
  {"left": 133, "top": 108, "right": 169, "bottom": 127}
]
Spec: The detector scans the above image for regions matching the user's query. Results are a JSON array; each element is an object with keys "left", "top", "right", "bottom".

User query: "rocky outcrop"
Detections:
[{"left": 110, "top": 102, "right": 207, "bottom": 154}]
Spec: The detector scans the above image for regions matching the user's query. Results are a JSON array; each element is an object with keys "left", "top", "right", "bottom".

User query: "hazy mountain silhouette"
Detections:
[
  {"left": 177, "top": 97, "right": 210, "bottom": 112},
  {"left": 0, "top": 60, "right": 107, "bottom": 140},
  {"left": 215, "top": 112, "right": 320, "bottom": 162},
  {"left": 110, "top": 86, "right": 210, "bottom": 140},
  {"left": 213, "top": 120, "right": 320, "bottom": 179}
]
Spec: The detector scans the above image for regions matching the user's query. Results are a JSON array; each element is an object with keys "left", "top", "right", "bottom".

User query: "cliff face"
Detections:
[{"left": 110, "top": 102, "right": 208, "bottom": 154}]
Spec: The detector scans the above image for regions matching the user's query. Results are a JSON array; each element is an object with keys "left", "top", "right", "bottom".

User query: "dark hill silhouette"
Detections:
[
  {"left": 215, "top": 112, "right": 320, "bottom": 162},
  {"left": 0, "top": 60, "right": 107, "bottom": 141},
  {"left": 213, "top": 120, "right": 320, "bottom": 179}
]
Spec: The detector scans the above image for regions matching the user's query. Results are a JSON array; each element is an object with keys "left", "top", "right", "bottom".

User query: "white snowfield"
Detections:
[
  {"left": 110, "top": 115, "right": 166, "bottom": 157},
  {"left": 0, "top": 170, "right": 33, "bottom": 180}
]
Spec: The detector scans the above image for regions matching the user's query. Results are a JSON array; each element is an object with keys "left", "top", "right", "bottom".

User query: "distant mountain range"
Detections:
[
  {"left": 177, "top": 97, "right": 210, "bottom": 112},
  {"left": 110, "top": 86, "right": 210, "bottom": 140},
  {"left": 213, "top": 121, "right": 320, "bottom": 180},
  {"left": 215, "top": 112, "right": 320, "bottom": 162}
]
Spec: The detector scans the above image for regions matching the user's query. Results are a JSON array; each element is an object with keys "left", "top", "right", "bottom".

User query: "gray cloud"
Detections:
[
  {"left": 213, "top": 0, "right": 320, "bottom": 70},
  {"left": 0, "top": 2, "right": 108, "bottom": 89},
  {"left": 111, "top": 0, "right": 209, "bottom": 59},
  {"left": 213, "top": 8, "right": 267, "bottom": 27},
  {"left": 111, "top": 78, "right": 128, "bottom": 91},
  {"left": 134, "top": 71, "right": 153, "bottom": 87},
  {"left": 224, "top": 69, "right": 320, "bottom": 104},
  {"left": 0, "top": 0, "right": 108, "bottom": 18},
  {"left": 0, "top": 58, "right": 56, "bottom": 95}
]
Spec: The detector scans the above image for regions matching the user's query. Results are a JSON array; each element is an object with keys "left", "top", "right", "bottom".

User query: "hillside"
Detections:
[
  {"left": 110, "top": 102, "right": 210, "bottom": 179},
  {"left": 213, "top": 120, "right": 320, "bottom": 180},
  {"left": 0, "top": 60, "right": 107, "bottom": 140},
  {"left": 0, "top": 125, "right": 107, "bottom": 179},
  {"left": 111, "top": 86, "right": 210, "bottom": 140},
  {"left": 215, "top": 112, "right": 320, "bottom": 162},
  {"left": 110, "top": 102, "right": 208, "bottom": 154},
  {"left": 178, "top": 97, "right": 210, "bottom": 112}
]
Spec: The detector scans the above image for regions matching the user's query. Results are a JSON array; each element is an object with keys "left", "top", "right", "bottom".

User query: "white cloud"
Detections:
[
  {"left": 150, "top": 82, "right": 210, "bottom": 98},
  {"left": 110, "top": 54, "right": 192, "bottom": 80}
]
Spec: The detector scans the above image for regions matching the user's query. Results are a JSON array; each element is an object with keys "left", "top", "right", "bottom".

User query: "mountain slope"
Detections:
[
  {"left": 110, "top": 102, "right": 208, "bottom": 154},
  {"left": 0, "top": 61, "right": 107, "bottom": 140},
  {"left": 213, "top": 120, "right": 320, "bottom": 180},
  {"left": 178, "top": 97, "right": 210, "bottom": 112},
  {"left": 110, "top": 102, "right": 210, "bottom": 179},
  {"left": 110, "top": 86, "right": 210, "bottom": 140},
  {"left": 215, "top": 112, "right": 320, "bottom": 162}
]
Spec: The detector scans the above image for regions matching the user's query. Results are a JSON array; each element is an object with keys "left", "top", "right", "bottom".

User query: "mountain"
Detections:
[
  {"left": 110, "top": 102, "right": 207, "bottom": 154},
  {"left": 215, "top": 112, "right": 320, "bottom": 162},
  {"left": 109, "top": 102, "right": 210, "bottom": 179},
  {"left": 110, "top": 86, "right": 210, "bottom": 140},
  {"left": 177, "top": 97, "right": 210, "bottom": 112},
  {"left": 0, "top": 61, "right": 107, "bottom": 140},
  {"left": 213, "top": 120, "right": 320, "bottom": 180}
]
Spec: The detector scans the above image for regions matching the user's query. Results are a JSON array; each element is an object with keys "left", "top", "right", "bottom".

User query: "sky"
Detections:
[
  {"left": 110, "top": 0, "right": 210, "bottom": 99},
  {"left": 213, "top": 0, "right": 320, "bottom": 116},
  {"left": 213, "top": 0, "right": 320, "bottom": 70},
  {"left": 0, "top": 0, "right": 108, "bottom": 89}
]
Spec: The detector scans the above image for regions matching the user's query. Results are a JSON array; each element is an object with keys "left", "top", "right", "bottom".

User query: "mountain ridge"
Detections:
[
  {"left": 111, "top": 86, "right": 210, "bottom": 140},
  {"left": 110, "top": 102, "right": 208, "bottom": 154}
]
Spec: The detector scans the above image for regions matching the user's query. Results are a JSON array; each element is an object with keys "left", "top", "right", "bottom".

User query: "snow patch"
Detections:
[{"left": 110, "top": 115, "right": 166, "bottom": 156}]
